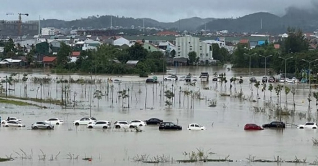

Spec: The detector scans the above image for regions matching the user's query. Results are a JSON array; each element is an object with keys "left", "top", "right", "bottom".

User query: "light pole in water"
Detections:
[
  {"left": 302, "top": 59, "right": 318, "bottom": 107},
  {"left": 279, "top": 56, "right": 293, "bottom": 83},
  {"left": 259, "top": 55, "right": 272, "bottom": 77}
]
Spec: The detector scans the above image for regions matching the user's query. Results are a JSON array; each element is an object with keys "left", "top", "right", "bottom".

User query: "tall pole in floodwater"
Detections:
[
  {"left": 302, "top": 58, "right": 318, "bottom": 111},
  {"left": 259, "top": 55, "right": 272, "bottom": 77}
]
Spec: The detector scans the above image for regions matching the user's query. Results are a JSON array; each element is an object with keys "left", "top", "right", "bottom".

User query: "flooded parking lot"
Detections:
[{"left": 0, "top": 66, "right": 317, "bottom": 166}]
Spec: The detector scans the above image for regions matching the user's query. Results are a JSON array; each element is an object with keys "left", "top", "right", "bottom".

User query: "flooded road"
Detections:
[{"left": 0, "top": 66, "right": 317, "bottom": 166}]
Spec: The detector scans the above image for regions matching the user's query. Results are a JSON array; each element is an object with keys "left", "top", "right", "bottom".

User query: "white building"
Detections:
[
  {"left": 113, "top": 37, "right": 130, "bottom": 46},
  {"left": 41, "top": 27, "right": 56, "bottom": 36},
  {"left": 175, "top": 36, "right": 213, "bottom": 63}
]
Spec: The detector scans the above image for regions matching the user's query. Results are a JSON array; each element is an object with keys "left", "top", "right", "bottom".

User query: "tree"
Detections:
[
  {"left": 284, "top": 86, "right": 290, "bottom": 108},
  {"left": 282, "top": 28, "right": 308, "bottom": 54},
  {"left": 56, "top": 42, "right": 71, "bottom": 68},
  {"left": 188, "top": 51, "right": 197, "bottom": 65},
  {"left": 170, "top": 50, "right": 176, "bottom": 57},
  {"left": 3, "top": 38, "right": 16, "bottom": 58},
  {"left": 127, "top": 43, "right": 148, "bottom": 60}
]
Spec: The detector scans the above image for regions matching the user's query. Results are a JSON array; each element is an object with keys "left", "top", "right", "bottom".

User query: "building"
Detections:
[
  {"left": 41, "top": 27, "right": 56, "bottom": 36},
  {"left": 113, "top": 37, "right": 130, "bottom": 46},
  {"left": 175, "top": 36, "right": 213, "bottom": 64},
  {"left": 143, "top": 43, "right": 161, "bottom": 52},
  {"left": 0, "top": 20, "right": 39, "bottom": 36}
]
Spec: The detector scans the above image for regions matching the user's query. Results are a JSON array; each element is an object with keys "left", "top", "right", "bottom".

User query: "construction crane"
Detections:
[{"left": 6, "top": 13, "right": 29, "bottom": 36}]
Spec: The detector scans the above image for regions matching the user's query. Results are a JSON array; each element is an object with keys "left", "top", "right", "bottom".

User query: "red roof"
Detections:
[
  {"left": 71, "top": 51, "right": 81, "bottom": 57},
  {"left": 156, "top": 31, "right": 179, "bottom": 36},
  {"left": 43, "top": 56, "right": 57, "bottom": 63},
  {"left": 274, "top": 44, "right": 280, "bottom": 49},
  {"left": 239, "top": 39, "right": 249, "bottom": 44}
]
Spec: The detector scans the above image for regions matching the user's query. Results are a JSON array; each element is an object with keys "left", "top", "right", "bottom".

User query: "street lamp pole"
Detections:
[
  {"left": 279, "top": 56, "right": 293, "bottom": 83},
  {"left": 302, "top": 59, "right": 318, "bottom": 93},
  {"left": 259, "top": 55, "right": 272, "bottom": 77}
]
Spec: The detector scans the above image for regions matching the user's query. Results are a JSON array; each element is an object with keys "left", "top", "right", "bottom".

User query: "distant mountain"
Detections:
[
  {"left": 40, "top": 16, "right": 214, "bottom": 31},
  {"left": 40, "top": 7, "right": 318, "bottom": 34},
  {"left": 202, "top": 8, "right": 318, "bottom": 34}
]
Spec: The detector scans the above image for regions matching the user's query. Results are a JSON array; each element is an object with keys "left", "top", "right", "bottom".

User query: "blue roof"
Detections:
[{"left": 258, "top": 41, "right": 265, "bottom": 45}]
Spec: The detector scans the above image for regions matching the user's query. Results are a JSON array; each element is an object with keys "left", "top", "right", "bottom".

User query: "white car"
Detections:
[
  {"left": 3, "top": 121, "right": 25, "bottom": 127},
  {"left": 187, "top": 123, "right": 206, "bottom": 130},
  {"left": 164, "top": 75, "right": 177, "bottom": 81},
  {"left": 87, "top": 120, "right": 111, "bottom": 129},
  {"left": 1, "top": 117, "right": 21, "bottom": 124},
  {"left": 73, "top": 117, "right": 97, "bottom": 126},
  {"left": 31, "top": 122, "right": 54, "bottom": 130},
  {"left": 179, "top": 76, "right": 186, "bottom": 81},
  {"left": 129, "top": 120, "right": 146, "bottom": 128},
  {"left": 114, "top": 121, "right": 130, "bottom": 129},
  {"left": 298, "top": 122, "right": 317, "bottom": 129},
  {"left": 45, "top": 118, "right": 64, "bottom": 125}
]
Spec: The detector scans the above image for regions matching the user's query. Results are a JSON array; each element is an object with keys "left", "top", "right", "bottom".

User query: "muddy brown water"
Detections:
[{"left": 0, "top": 66, "right": 317, "bottom": 166}]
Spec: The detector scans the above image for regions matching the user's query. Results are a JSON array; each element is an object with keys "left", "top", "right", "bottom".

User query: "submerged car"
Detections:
[
  {"left": 250, "top": 77, "right": 257, "bottom": 83},
  {"left": 45, "top": 118, "right": 64, "bottom": 125},
  {"left": 114, "top": 121, "right": 130, "bottom": 129},
  {"left": 31, "top": 122, "right": 54, "bottom": 130},
  {"left": 73, "top": 117, "right": 97, "bottom": 125},
  {"left": 261, "top": 77, "right": 267, "bottom": 83},
  {"left": 187, "top": 123, "right": 206, "bottom": 130},
  {"left": 87, "top": 120, "right": 111, "bottom": 129},
  {"left": 129, "top": 120, "right": 146, "bottom": 128},
  {"left": 3, "top": 121, "right": 25, "bottom": 127},
  {"left": 159, "top": 122, "right": 182, "bottom": 130},
  {"left": 244, "top": 124, "right": 263, "bottom": 130},
  {"left": 262, "top": 121, "right": 285, "bottom": 128},
  {"left": 297, "top": 122, "right": 317, "bottom": 129},
  {"left": 145, "top": 118, "right": 163, "bottom": 125},
  {"left": 146, "top": 78, "right": 158, "bottom": 83},
  {"left": 1, "top": 117, "right": 21, "bottom": 124},
  {"left": 268, "top": 77, "right": 276, "bottom": 83}
]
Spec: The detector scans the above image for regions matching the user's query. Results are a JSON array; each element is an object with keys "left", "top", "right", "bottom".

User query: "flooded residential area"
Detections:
[{"left": 0, "top": 66, "right": 317, "bottom": 166}]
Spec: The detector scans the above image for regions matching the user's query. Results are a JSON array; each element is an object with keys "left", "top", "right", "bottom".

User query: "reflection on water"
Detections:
[{"left": 0, "top": 66, "right": 318, "bottom": 166}]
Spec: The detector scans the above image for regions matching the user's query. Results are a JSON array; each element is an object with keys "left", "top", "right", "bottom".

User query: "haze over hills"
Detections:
[{"left": 40, "top": 7, "right": 318, "bottom": 34}]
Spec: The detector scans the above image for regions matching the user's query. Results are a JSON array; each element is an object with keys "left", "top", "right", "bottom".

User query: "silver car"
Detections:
[{"left": 31, "top": 122, "right": 54, "bottom": 130}]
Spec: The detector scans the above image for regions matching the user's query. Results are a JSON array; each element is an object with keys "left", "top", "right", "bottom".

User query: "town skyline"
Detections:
[{"left": 0, "top": 0, "right": 316, "bottom": 22}]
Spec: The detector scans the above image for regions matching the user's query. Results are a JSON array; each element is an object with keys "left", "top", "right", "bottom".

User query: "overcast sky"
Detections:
[{"left": 0, "top": 0, "right": 315, "bottom": 22}]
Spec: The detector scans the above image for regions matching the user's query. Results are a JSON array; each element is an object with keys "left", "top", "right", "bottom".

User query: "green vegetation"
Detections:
[
  {"left": 0, "top": 157, "right": 12, "bottom": 162},
  {"left": 231, "top": 28, "right": 317, "bottom": 78},
  {"left": 0, "top": 98, "right": 43, "bottom": 108}
]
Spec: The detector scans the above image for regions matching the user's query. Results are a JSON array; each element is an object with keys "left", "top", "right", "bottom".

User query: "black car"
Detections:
[
  {"left": 159, "top": 122, "right": 182, "bottom": 130},
  {"left": 250, "top": 77, "right": 257, "bottom": 83},
  {"left": 185, "top": 75, "right": 191, "bottom": 82},
  {"left": 145, "top": 118, "right": 163, "bottom": 125},
  {"left": 262, "top": 121, "right": 285, "bottom": 128},
  {"left": 146, "top": 78, "right": 158, "bottom": 83},
  {"left": 262, "top": 76, "right": 267, "bottom": 83}
]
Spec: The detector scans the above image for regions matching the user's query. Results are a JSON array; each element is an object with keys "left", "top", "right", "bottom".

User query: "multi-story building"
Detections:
[
  {"left": 0, "top": 20, "right": 39, "bottom": 36},
  {"left": 41, "top": 27, "right": 56, "bottom": 36},
  {"left": 175, "top": 36, "right": 213, "bottom": 63}
]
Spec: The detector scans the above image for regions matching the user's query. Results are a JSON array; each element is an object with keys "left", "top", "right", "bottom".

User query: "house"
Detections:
[
  {"left": 126, "top": 60, "right": 139, "bottom": 67},
  {"left": 82, "top": 39, "right": 101, "bottom": 51},
  {"left": 42, "top": 56, "right": 57, "bottom": 67},
  {"left": 156, "top": 31, "right": 179, "bottom": 36},
  {"left": 113, "top": 37, "right": 130, "bottom": 46},
  {"left": 143, "top": 43, "right": 161, "bottom": 52},
  {"left": 71, "top": 51, "right": 81, "bottom": 57},
  {"left": 0, "top": 58, "right": 22, "bottom": 66},
  {"left": 175, "top": 36, "right": 213, "bottom": 64}
]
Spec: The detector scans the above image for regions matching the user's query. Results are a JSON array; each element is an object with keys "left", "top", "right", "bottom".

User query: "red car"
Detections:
[{"left": 244, "top": 124, "right": 263, "bottom": 130}]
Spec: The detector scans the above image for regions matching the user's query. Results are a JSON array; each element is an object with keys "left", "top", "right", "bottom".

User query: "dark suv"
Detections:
[
  {"left": 262, "top": 76, "right": 268, "bottom": 83},
  {"left": 250, "top": 77, "right": 257, "bottom": 83},
  {"left": 262, "top": 121, "right": 285, "bottom": 128},
  {"left": 159, "top": 122, "right": 182, "bottom": 130}
]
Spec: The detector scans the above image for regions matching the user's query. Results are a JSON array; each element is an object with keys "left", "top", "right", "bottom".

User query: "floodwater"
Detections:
[{"left": 0, "top": 65, "right": 317, "bottom": 166}]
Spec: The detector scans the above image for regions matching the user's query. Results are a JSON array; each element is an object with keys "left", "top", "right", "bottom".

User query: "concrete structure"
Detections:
[
  {"left": 175, "top": 36, "right": 213, "bottom": 63},
  {"left": 41, "top": 27, "right": 55, "bottom": 36},
  {"left": 0, "top": 20, "right": 39, "bottom": 36}
]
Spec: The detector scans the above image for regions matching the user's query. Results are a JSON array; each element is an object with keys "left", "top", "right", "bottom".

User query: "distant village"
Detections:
[{"left": 1, "top": 22, "right": 318, "bottom": 67}]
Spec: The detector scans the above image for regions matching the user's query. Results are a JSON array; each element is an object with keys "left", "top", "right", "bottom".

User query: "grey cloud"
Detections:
[{"left": 0, "top": 0, "right": 313, "bottom": 22}]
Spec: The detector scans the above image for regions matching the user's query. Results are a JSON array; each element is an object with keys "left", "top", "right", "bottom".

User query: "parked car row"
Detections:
[
  {"left": 244, "top": 121, "right": 317, "bottom": 130},
  {"left": 2, "top": 117, "right": 315, "bottom": 131}
]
